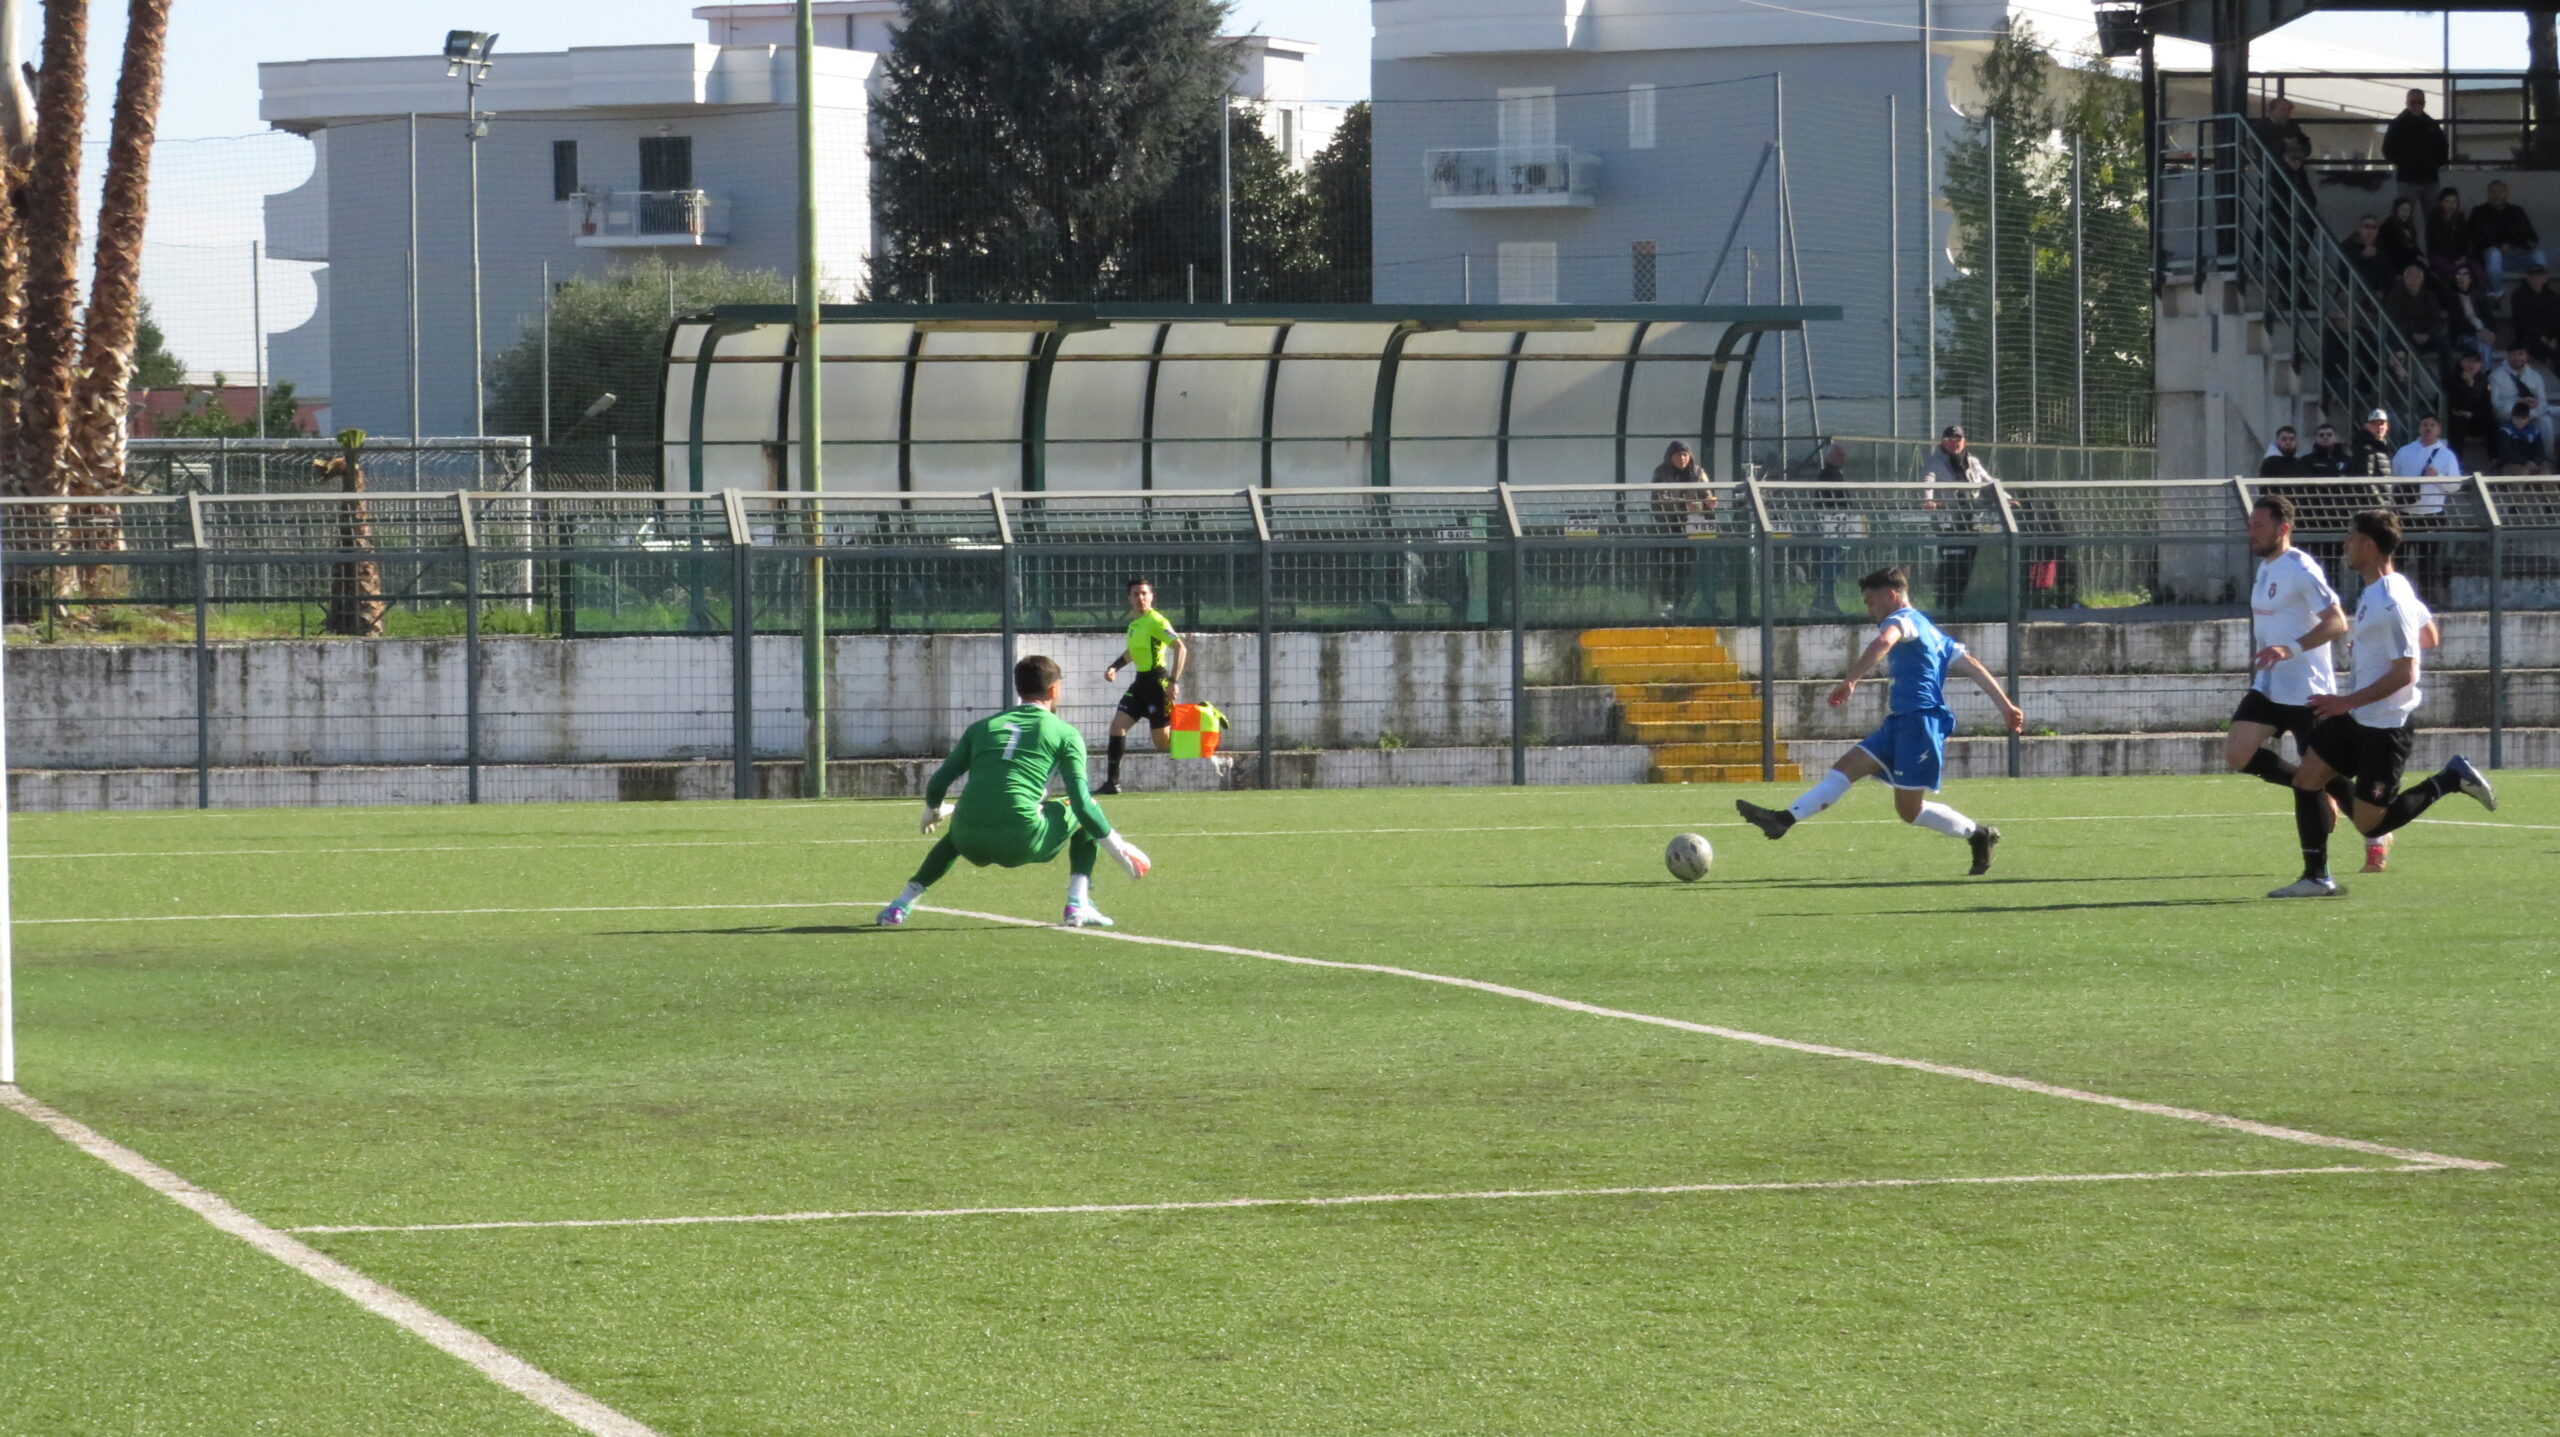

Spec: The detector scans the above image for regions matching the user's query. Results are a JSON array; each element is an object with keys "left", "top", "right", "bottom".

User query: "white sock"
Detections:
[
  {"left": 1066, "top": 873, "right": 1092, "bottom": 907},
  {"left": 1913, "top": 801, "right": 1978, "bottom": 839},
  {"left": 1787, "top": 770, "right": 1854, "bottom": 821},
  {"left": 892, "top": 881, "right": 927, "bottom": 909}
]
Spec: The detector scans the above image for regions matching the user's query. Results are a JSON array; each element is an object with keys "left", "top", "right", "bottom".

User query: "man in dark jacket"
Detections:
[
  {"left": 2258, "top": 426, "right": 2306, "bottom": 477},
  {"left": 2511, "top": 264, "right": 2560, "bottom": 365},
  {"left": 2300, "top": 423, "right": 2352, "bottom": 476},
  {"left": 2340, "top": 215, "right": 2401, "bottom": 291},
  {"left": 2471, "top": 179, "right": 2547, "bottom": 289},
  {"left": 2493, "top": 402, "right": 2547, "bottom": 474},
  {"left": 2352, "top": 409, "right": 2397, "bottom": 479},
  {"left": 2381, "top": 264, "right": 2452, "bottom": 367},
  {"left": 2382, "top": 88, "right": 2448, "bottom": 211},
  {"left": 2445, "top": 349, "right": 2497, "bottom": 460}
]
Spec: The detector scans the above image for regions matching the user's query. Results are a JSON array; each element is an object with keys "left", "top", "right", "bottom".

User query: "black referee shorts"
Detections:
[
  {"left": 2306, "top": 714, "right": 2415, "bottom": 808},
  {"left": 1115, "top": 671, "right": 1172, "bottom": 727}
]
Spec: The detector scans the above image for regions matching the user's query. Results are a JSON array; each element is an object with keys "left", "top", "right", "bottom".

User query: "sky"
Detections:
[{"left": 77, "top": 0, "right": 1376, "bottom": 141}]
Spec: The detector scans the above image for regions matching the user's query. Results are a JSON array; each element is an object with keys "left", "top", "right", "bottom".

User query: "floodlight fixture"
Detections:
[{"left": 444, "top": 30, "right": 497, "bottom": 77}]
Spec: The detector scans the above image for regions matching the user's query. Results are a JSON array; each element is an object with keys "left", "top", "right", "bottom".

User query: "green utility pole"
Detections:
[{"left": 796, "top": 0, "right": 827, "bottom": 797}]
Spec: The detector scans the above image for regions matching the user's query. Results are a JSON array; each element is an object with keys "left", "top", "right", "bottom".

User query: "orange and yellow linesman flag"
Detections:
[{"left": 1168, "top": 702, "right": 1226, "bottom": 759}]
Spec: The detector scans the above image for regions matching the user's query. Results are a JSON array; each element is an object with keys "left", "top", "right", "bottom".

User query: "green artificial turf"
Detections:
[{"left": 5, "top": 776, "right": 2557, "bottom": 1434}]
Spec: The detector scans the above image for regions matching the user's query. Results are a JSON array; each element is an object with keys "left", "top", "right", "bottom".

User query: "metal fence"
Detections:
[
  {"left": 125, "top": 437, "right": 537, "bottom": 495},
  {"left": 4, "top": 478, "right": 2553, "bottom": 809}
]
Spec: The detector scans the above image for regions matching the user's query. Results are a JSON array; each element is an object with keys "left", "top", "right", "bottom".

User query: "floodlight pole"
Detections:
[
  {"left": 458, "top": 52, "right": 489, "bottom": 439},
  {"left": 796, "top": 0, "right": 828, "bottom": 797},
  {"left": 1220, "top": 88, "right": 1235, "bottom": 305}
]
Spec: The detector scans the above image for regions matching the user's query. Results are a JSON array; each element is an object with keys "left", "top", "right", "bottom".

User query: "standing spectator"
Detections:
[
  {"left": 2442, "top": 264, "right": 2496, "bottom": 365},
  {"left": 2489, "top": 344, "right": 2554, "bottom": 461},
  {"left": 2259, "top": 426, "right": 2307, "bottom": 477},
  {"left": 2445, "top": 349, "right": 2497, "bottom": 461},
  {"left": 2352, "top": 409, "right": 2397, "bottom": 489},
  {"left": 2509, "top": 264, "right": 2560, "bottom": 364},
  {"left": 2341, "top": 215, "right": 2401, "bottom": 290},
  {"left": 2382, "top": 264, "right": 2452, "bottom": 369},
  {"left": 2471, "top": 179, "right": 2547, "bottom": 290},
  {"left": 1920, "top": 424, "right": 1994, "bottom": 614},
  {"left": 1650, "top": 439, "right": 1718, "bottom": 616},
  {"left": 2301, "top": 423, "right": 2353, "bottom": 476},
  {"left": 1808, "top": 443, "right": 1853, "bottom": 615},
  {"left": 2426, "top": 187, "right": 2478, "bottom": 283},
  {"left": 2382, "top": 88, "right": 2449, "bottom": 212},
  {"left": 2391, "top": 414, "right": 2460, "bottom": 604},
  {"left": 2493, "top": 402, "right": 2547, "bottom": 474}
]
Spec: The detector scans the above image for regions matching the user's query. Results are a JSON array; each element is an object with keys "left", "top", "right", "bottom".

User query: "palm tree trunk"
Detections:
[
  {"left": 71, "top": 0, "right": 171, "bottom": 497},
  {"left": 14, "top": 0, "right": 87, "bottom": 500},
  {"left": 0, "top": 0, "right": 30, "bottom": 489}
]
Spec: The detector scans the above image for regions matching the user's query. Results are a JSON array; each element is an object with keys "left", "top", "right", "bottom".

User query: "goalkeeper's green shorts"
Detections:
[{"left": 950, "top": 800, "right": 1076, "bottom": 869}]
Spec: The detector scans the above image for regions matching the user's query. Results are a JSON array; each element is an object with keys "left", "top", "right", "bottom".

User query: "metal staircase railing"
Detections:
[{"left": 2155, "top": 115, "right": 2441, "bottom": 434}]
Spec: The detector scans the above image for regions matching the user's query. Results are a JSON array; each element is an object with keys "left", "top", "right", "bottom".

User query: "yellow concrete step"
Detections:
[
  {"left": 1588, "top": 659, "right": 1744, "bottom": 684},
  {"left": 1581, "top": 626, "right": 1728, "bottom": 648},
  {"left": 1650, "top": 742, "right": 1771, "bottom": 765},
  {"left": 1611, "top": 680, "right": 1757, "bottom": 702},
  {"left": 1652, "top": 763, "right": 1802, "bottom": 784},
  {"left": 1622, "top": 699, "right": 1762, "bottom": 724},
  {"left": 1624, "top": 719, "right": 1762, "bottom": 743}
]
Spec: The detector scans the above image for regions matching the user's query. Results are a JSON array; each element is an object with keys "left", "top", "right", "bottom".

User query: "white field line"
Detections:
[
  {"left": 288, "top": 1163, "right": 2432, "bottom": 1237},
  {"left": 7, "top": 810, "right": 2311, "bottom": 862},
  {"left": 922, "top": 903, "right": 2505, "bottom": 1174},
  {"left": 0, "top": 1085, "right": 661, "bottom": 1437}
]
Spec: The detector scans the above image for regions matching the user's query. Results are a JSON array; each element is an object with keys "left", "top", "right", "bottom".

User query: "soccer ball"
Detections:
[{"left": 1664, "top": 833, "right": 1714, "bottom": 882}]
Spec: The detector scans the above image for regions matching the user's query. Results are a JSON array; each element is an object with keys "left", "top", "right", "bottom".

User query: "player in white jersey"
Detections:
[
  {"left": 2228, "top": 495, "right": 2353, "bottom": 801},
  {"left": 2269, "top": 508, "right": 2497, "bottom": 898}
]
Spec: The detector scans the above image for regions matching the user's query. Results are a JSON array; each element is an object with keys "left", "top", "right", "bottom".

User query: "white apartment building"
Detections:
[{"left": 258, "top": 2, "right": 1342, "bottom": 437}]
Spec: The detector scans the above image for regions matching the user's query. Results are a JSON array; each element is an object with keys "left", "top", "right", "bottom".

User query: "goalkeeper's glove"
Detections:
[
  {"left": 1105, "top": 832, "right": 1152, "bottom": 881},
  {"left": 921, "top": 801, "right": 954, "bottom": 836}
]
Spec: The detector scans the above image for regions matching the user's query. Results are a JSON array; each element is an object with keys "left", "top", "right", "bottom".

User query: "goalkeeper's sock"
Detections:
[
  {"left": 889, "top": 880, "right": 927, "bottom": 912},
  {"left": 1913, "top": 802, "right": 1978, "bottom": 840},
  {"left": 1786, "top": 770, "right": 1853, "bottom": 821},
  {"left": 1106, "top": 735, "right": 1126, "bottom": 782},
  {"left": 1067, "top": 873, "right": 1092, "bottom": 907},
  {"left": 2240, "top": 748, "right": 2297, "bottom": 786}
]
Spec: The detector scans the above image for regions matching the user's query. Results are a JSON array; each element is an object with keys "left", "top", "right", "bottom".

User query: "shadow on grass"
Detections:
[
  {"left": 1774, "top": 897, "right": 2262, "bottom": 916},
  {"left": 604, "top": 923, "right": 1055, "bottom": 938},
  {"left": 1473, "top": 874, "right": 2254, "bottom": 891}
]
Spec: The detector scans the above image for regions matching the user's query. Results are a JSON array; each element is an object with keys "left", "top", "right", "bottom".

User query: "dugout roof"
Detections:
[{"left": 660, "top": 303, "right": 1837, "bottom": 496}]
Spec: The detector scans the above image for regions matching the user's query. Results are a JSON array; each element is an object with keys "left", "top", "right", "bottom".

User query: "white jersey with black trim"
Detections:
[
  {"left": 2348, "top": 571, "right": 2431, "bottom": 728},
  {"left": 2249, "top": 547, "right": 2342, "bottom": 706}
]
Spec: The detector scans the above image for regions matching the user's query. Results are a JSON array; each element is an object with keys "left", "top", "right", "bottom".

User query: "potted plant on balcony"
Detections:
[
  {"left": 1429, "top": 152, "right": 1462, "bottom": 197},
  {"left": 573, "top": 187, "right": 604, "bottom": 236}
]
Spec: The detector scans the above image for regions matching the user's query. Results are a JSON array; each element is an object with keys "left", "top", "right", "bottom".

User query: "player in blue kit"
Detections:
[{"left": 1736, "top": 566, "right": 2026, "bottom": 874}]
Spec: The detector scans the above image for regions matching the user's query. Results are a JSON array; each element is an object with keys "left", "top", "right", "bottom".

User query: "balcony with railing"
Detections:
[
  {"left": 1425, "top": 147, "right": 1599, "bottom": 209},
  {"left": 573, "top": 189, "right": 731, "bottom": 247}
]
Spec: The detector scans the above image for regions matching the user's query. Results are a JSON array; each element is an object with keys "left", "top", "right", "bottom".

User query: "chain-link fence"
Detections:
[{"left": 6, "top": 478, "right": 2552, "bottom": 810}]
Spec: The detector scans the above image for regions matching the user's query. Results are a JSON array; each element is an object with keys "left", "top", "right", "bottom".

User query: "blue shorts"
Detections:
[{"left": 1856, "top": 709, "right": 1957, "bottom": 792}]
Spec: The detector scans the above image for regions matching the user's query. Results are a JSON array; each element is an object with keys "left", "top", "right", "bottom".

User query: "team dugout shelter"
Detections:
[{"left": 660, "top": 303, "right": 1838, "bottom": 495}]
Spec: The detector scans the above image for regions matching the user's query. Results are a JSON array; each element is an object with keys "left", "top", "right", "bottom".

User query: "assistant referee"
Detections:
[{"left": 1098, "top": 576, "right": 1186, "bottom": 795}]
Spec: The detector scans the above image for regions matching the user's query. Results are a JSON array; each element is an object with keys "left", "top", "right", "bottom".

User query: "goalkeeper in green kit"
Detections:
[{"left": 876, "top": 655, "right": 1152, "bottom": 930}]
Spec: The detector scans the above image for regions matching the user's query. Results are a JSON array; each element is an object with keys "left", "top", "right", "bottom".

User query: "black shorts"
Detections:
[
  {"left": 2231, "top": 689, "right": 2317, "bottom": 746},
  {"left": 2306, "top": 715, "right": 2415, "bottom": 808},
  {"left": 1115, "top": 670, "right": 1173, "bottom": 727}
]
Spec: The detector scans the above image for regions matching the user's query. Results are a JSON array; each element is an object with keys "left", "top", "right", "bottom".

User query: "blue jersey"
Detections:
[{"left": 1878, "top": 606, "right": 1964, "bottom": 715}]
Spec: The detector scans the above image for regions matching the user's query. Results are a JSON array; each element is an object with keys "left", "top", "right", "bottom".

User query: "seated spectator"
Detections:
[
  {"left": 2490, "top": 345, "right": 2555, "bottom": 461},
  {"left": 2493, "top": 402, "right": 2548, "bottom": 474},
  {"left": 2300, "top": 423, "right": 2353, "bottom": 476},
  {"left": 2427, "top": 187, "right": 2478, "bottom": 283},
  {"left": 2443, "top": 263, "right": 2495, "bottom": 362},
  {"left": 2342, "top": 215, "right": 2400, "bottom": 290},
  {"left": 2259, "top": 425, "right": 2305, "bottom": 477},
  {"left": 2384, "top": 197, "right": 2429, "bottom": 270},
  {"left": 2471, "top": 179, "right": 2547, "bottom": 290},
  {"left": 2391, "top": 412, "right": 2460, "bottom": 492},
  {"left": 2511, "top": 263, "right": 2560, "bottom": 364},
  {"left": 2446, "top": 349, "right": 2497, "bottom": 460},
  {"left": 2382, "top": 264, "right": 2452, "bottom": 366}
]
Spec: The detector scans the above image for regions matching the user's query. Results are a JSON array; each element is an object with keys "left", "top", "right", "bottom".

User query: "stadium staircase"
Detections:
[{"left": 1579, "top": 627, "right": 1801, "bottom": 784}]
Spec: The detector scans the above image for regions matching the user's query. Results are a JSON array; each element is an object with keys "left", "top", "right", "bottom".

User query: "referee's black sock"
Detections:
[
  {"left": 2239, "top": 749, "right": 2297, "bottom": 786},
  {"left": 2293, "top": 786, "right": 2333, "bottom": 881},
  {"left": 2368, "top": 772, "right": 2453, "bottom": 838},
  {"left": 1105, "top": 734, "right": 1126, "bottom": 782}
]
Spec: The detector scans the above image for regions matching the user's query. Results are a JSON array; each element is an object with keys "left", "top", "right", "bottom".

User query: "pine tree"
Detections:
[{"left": 1307, "top": 102, "right": 1371, "bottom": 302}]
